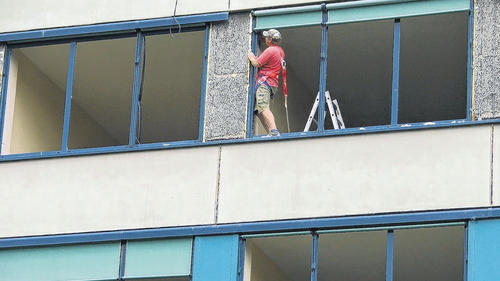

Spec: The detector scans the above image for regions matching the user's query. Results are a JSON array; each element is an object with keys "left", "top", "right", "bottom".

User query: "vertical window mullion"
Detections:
[
  {"left": 129, "top": 31, "right": 144, "bottom": 145},
  {"left": 61, "top": 41, "right": 76, "bottom": 152},
  {"left": 247, "top": 16, "right": 258, "bottom": 138},
  {"left": 0, "top": 47, "right": 12, "bottom": 155},
  {"left": 237, "top": 238, "right": 246, "bottom": 281},
  {"left": 118, "top": 240, "right": 127, "bottom": 280},
  {"left": 466, "top": 0, "right": 474, "bottom": 121},
  {"left": 463, "top": 223, "right": 469, "bottom": 281},
  {"left": 318, "top": 4, "right": 328, "bottom": 132},
  {"left": 311, "top": 232, "right": 319, "bottom": 281},
  {"left": 391, "top": 19, "right": 401, "bottom": 125},
  {"left": 198, "top": 24, "right": 211, "bottom": 142},
  {"left": 386, "top": 230, "right": 394, "bottom": 281}
]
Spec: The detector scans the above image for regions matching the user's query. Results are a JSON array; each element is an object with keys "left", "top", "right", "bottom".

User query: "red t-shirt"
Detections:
[{"left": 256, "top": 45, "right": 285, "bottom": 87}]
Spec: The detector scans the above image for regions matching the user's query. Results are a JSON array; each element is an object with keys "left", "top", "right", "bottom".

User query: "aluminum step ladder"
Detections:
[{"left": 304, "top": 90, "right": 345, "bottom": 132}]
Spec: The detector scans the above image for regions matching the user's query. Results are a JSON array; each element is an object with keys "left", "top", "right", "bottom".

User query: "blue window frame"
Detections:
[
  {"left": 0, "top": 12, "right": 227, "bottom": 161},
  {"left": 240, "top": 223, "right": 466, "bottom": 281},
  {"left": 247, "top": 0, "right": 475, "bottom": 138}
]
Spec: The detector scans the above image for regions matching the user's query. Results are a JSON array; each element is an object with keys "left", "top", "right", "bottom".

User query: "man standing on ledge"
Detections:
[{"left": 248, "top": 29, "right": 285, "bottom": 137}]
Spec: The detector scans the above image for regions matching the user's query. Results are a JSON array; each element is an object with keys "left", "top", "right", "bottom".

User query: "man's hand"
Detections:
[{"left": 248, "top": 50, "right": 260, "bottom": 67}]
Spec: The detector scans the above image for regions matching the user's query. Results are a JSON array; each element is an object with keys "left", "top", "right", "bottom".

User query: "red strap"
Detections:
[{"left": 281, "top": 59, "right": 288, "bottom": 97}]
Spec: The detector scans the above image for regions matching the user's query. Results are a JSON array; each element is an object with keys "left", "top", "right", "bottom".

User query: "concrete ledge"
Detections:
[
  {"left": 217, "top": 125, "right": 492, "bottom": 223},
  {"left": 0, "top": 146, "right": 220, "bottom": 237}
]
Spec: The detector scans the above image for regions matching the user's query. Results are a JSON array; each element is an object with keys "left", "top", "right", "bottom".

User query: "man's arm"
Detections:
[{"left": 248, "top": 51, "right": 261, "bottom": 68}]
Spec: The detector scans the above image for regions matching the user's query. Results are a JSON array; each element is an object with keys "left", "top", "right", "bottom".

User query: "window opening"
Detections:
[
  {"left": 138, "top": 30, "right": 204, "bottom": 144},
  {"left": 1, "top": 44, "right": 70, "bottom": 155},
  {"left": 394, "top": 225, "right": 464, "bottom": 281},
  {"left": 398, "top": 12, "right": 468, "bottom": 124},
  {"left": 243, "top": 234, "right": 312, "bottom": 281},
  {"left": 68, "top": 37, "right": 136, "bottom": 149},
  {"left": 326, "top": 20, "right": 394, "bottom": 129},
  {"left": 318, "top": 230, "right": 387, "bottom": 281},
  {"left": 253, "top": 26, "right": 321, "bottom": 135}
]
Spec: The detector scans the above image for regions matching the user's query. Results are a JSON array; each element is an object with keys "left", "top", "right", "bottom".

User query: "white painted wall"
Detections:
[
  {"left": 493, "top": 124, "right": 500, "bottom": 205},
  {"left": 217, "top": 125, "right": 492, "bottom": 223},
  {"left": 0, "top": 0, "right": 327, "bottom": 34},
  {"left": 0, "top": 147, "right": 220, "bottom": 237},
  {"left": 0, "top": 125, "right": 496, "bottom": 238},
  {"left": 0, "top": 0, "right": 227, "bottom": 33}
]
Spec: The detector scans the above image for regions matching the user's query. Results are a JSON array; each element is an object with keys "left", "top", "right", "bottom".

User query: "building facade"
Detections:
[{"left": 0, "top": 0, "right": 499, "bottom": 280}]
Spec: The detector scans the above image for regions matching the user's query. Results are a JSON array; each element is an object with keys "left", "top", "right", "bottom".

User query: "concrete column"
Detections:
[
  {"left": 203, "top": 13, "right": 252, "bottom": 141},
  {"left": 473, "top": 0, "right": 500, "bottom": 119}
]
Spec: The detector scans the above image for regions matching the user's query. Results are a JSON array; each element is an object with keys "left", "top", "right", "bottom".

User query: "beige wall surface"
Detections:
[
  {"left": 0, "top": 147, "right": 219, "bottom": 238},
  {"left": 0, "top": 0, "right": 328, "bottom": 34},
  {"left": 493, "top": 124, "right": 500, "bottom": 206},
  {"left": 230, "top": 0, "right": 322, "bottom": 11},
  {"left": 217, "top": 125, "right": 493, "bottom": 223},
  {"left": 0, "top": 0, "right": 228, "bottom": 34}
]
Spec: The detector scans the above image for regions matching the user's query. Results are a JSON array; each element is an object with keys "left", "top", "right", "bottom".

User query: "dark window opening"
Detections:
[
  {"left": 398, "top": 12, "right": 468, "bottom": 124},
  {"left": 254, "top": 26, "right": 321, "bottom": 135},
  {"left": 327, "top": 20, "right": 394, "bottom": 129},
  {"left": 139, "top": 30, "right": 204, "bottom": 144}
]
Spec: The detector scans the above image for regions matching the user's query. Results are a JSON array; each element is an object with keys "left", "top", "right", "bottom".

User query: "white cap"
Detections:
[{"left": 262, "top": 29, "right": 282, "bottom": 42}]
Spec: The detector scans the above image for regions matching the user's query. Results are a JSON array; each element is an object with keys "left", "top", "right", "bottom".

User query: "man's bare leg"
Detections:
[{"left": 258, "top": 109, "right": 277, "bottom": 134}]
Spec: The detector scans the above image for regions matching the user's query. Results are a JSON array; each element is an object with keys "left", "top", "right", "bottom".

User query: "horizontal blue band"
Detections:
[
  {"left": 1, "top": 207, "right": 499, "bottom": 249},
  {"left": 1, "top": 118, "right": 499, "bottom": 163},
  {"left": 0, "top": 12, "right": 228, "bottom": 43}
]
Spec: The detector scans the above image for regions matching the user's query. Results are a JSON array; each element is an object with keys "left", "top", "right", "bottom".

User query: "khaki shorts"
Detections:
[{"left": 254, "top": 84, "right": 278, "bottom": 114}]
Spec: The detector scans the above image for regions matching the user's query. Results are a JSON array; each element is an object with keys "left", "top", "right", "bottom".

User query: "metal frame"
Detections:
[
  {"left": 317, "top": 4, "right": 328, "bottom": 132},
  {"left": 0, "top": 15, "right": 218, "bottom": 158},
  {"left": 0, "top": 47, "right": 11, "bottom": 153},
  {"left": 1, "top": 207, "right": 499, "bottom": 249},
  {"left": 247, "top": 0, "right": 474, "bottom": 137},
  {"left": 198, "top": 25, "right": 211, "bottom": 142},
  {"left": 61, "top": 42, "right": 76, "bottom": 151},
  {"left": 386, "top": 230, "right": 394, "bottom": 281},
  {"left": 237, "top": 218, "right": 469, "bottom": 281},
  {"left": 118, "top": 240, "right": 127, "bottom": 280},
  {"left": 466, "top": 0, "right": 474, "bottom": 120},
  {"left": 129, "top": 31, "right": 144, "bottom": 145},
  {"left": 0, "top": 13, "right": 228, "bottom": 43},
  {"left": 246, "top": 15, "right": 258, "bottom": 138},
  {"left": 391, "top": 19, "right": 401, "bottom": 125},
  {"left": 0, "top": 0, "right": 488, "bottom": 161}
]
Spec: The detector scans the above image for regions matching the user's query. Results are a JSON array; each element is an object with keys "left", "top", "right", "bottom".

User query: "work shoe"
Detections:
[{"left": 269, "top": 129, "right": 280, "bottom": 137}]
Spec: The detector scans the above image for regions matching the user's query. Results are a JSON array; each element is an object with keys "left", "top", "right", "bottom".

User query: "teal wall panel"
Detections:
[
  {"left": 192, "top": 235, "right": 239, "bottom": 281},
  {"left": 124, "top": 238, "right": 192, "bottom": 279},
  {"left": 328, "top": 0, "right": 470, "bottom": 24},
  {"left": 0, "top": 242, "right": 120, "bottom": 281},
  {"left": 255, "top": 11, "right": 322, "bottom": 31},
  {"left": 468, "top": 219, "right": 500, "bottom": 281}
]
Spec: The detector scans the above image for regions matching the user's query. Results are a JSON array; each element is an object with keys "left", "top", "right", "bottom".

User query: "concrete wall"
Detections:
[
  {"left": 0, "top": 125, "right": 498, "bottom": 238},
  {"left": 217, "top": 125, "right": 493, "bottom": 223},
  {"left": 473, "top": 0, "right": 500, "bottom": 119},
  {"left": 0, "top": 146, "right": 220, "bottom": 237},
  {"left": 0, "top": 0, "right": 329, "bottom": 34},
  {"left": 203, "top": 13, "right": 251, "bottom": 140}
]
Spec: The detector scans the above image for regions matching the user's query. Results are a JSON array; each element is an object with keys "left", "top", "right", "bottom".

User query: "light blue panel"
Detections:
[
  {"left": 0, "top": 242, "right": 120, "bottom": 281},
  {"left": 328, "top": 0, "right": 470, "bottom": 24},
  {"left": 468, "top": 219, "right": 500, "bottom": 281},
  {"left": 192, "top": 235, "right": 239, "bottom": 281},
  {"left": 255, "top": 11, "right": 322, "bottom": 31},
  {"left": 124, "top": 238, "right": 192, "bottom": 279}
]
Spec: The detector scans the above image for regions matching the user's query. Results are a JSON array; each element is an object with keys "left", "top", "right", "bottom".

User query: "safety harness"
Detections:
[{"left": 255, "top": 49, "right": 290, "bottom": 132}]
